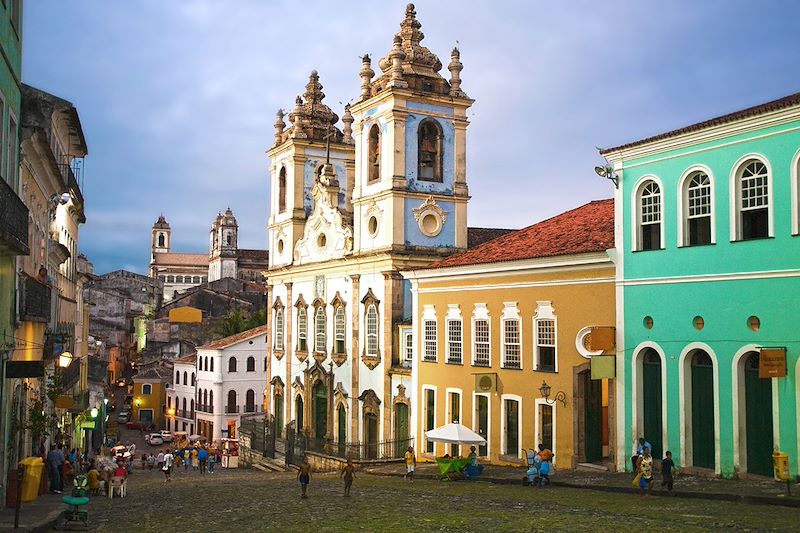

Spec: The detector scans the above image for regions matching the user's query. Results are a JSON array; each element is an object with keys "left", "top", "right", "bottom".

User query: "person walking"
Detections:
[
  {"left": 297, "top": 458, "right": 311, "bottom": 498},
  {"left": 46, "top": 444, "right": 65, "bottom": 493},
  {"left": 191, "top": 447, "right": 199, "bottom": 470},
  {"left": 147, "top": 453, "right": 155, "bottom": 470},
  {"left": 156, "top": 450, "right": 165, "bottom": 471},
  {"left": 636, "top": 446, "right": 655, "bottom": 498},
  {"left": 163, "top": 448, "right": 174, "bottom": 482},
  {"left": 198, "top": 446, "right": 208, "bottom": 474},
  {"left": 208, "top": 451, "right": 216, "bottom": 473},
  {"left": 340, "top": 459, "right": 355, "bottom": 497},
  {"left": 661, "top": 450, "right": 676, "bottom": 492},
  {"left": 403, "top": 446, "right": 416, "bottom": 481},
  {"left": 632, "top": 437, "right": 652, "bottom": 473}
]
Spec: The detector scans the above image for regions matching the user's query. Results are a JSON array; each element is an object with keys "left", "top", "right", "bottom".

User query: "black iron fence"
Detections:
[
  {"left": 239, "top": 414, "right": 276, "bottom": 459},
  {"left": 305, "top": 436, "right": 413, "bottom": 461},
  {"left": 285, "top": 424, "right": 306, "bottom": 468}
]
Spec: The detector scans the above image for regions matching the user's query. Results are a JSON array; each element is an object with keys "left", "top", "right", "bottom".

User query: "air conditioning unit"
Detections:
[{"left": 474, "top": 373, "right": 497, "bottom": 393}]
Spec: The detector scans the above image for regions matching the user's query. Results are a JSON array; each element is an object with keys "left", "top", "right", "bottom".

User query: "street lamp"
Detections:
[
  {"left": 594, "top": 164, "right": 619, "bottom": 189},
  {"left": 539, "top": 380, "right": 567, "bottom": 407},
  {"left": 58, "top": 351, "right": 74, "bottom": 368},
  {"left": 90, "top": 407, "right": 98, "bottom": 418}
]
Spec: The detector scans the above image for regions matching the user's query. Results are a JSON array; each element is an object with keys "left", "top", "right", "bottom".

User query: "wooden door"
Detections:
[
  {"left": 691, "top": 351, "right": 715, "bottom": 468},
  {"left": 745, "top": 352, "right": 773, "bottom": 476},
  {"left": 583, "top": 371, "right": 603, "bottom": 463},
  {"left": 642, "top": 349, "right": 663, "bottom": 459}
]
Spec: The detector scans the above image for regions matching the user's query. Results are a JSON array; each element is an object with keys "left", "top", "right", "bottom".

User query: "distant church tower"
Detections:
[
  {"left": 208, "top": 208, "right": 239, "bottom": 281},
  {"left": 152, "top": 215, "right": 171, "bottom": 254}
]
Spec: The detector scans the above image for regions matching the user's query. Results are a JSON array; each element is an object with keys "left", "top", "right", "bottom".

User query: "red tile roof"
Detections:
[
  {"left": 197, "top": 324, "right": 268, "bottom": 350},
  {"left": 429, "top": 199, "right": 614, "bottom": 269},
  {"left": 467, "top": 227, "right": 516, "bottom": 248},
  {"left": 600, "top": 91, "right": 800, "bottom": 154},
  {"left": 174, "top": 353, "right": 197, "bottom": 364},
  {"left": 152, "top": 252, "right": 209, "bottom": 267}
]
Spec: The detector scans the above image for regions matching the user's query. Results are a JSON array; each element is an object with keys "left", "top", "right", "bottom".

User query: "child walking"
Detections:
[
  {"left": 403, "top": 446, "right": 416, "bottom": 481},
  {"left": 298, "top": 458, "right": 311, "bottom": 498},
  {"left": 340, "top": 459, "right": 356, "bottom": 497},
  {"left": 661, "top": 450, "right": 676, "bottom": 492}
]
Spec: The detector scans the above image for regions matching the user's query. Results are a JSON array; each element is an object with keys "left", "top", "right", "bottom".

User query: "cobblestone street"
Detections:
[{"left": 79, "top": 466, "right": 800, "bottom": 532}]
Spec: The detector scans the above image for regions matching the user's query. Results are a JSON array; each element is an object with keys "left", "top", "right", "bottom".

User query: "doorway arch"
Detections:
[
  {"left": 633, "top": 344, "right": 666, "bottom": 461},
  {"left": 735, "top": 350, "right": 774, "bottom": 476},
  {"left": 312, "top": 381, "right": 328, "bottom": 442}
]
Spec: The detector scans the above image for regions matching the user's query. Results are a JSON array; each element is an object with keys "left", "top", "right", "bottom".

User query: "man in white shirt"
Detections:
[{"left": 163, "top": 449, "right": 174, "bottom": 482}]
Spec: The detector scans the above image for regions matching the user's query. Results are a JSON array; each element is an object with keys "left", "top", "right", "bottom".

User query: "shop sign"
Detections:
[{"left": 759, "top": 347, "right": 786, "bottom": 379}]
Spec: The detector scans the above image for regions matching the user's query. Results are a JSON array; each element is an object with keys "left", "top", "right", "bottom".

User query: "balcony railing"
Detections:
[
  {"left": 224, "top": 405, "right": 240, "bottom": 414},
  {"left": 0, "top": 177, "right": 29, "bottom": 255},
  {"left": 19, "top": 274, "right": 51, "bottom": 323},
  {"left": 306, "top": 436, "right": 414, "bottom": 461}
]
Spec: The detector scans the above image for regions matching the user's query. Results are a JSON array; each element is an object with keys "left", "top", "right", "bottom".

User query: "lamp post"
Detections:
[{"left": 539, "top": 380, "right": 567, "bottom": 407}]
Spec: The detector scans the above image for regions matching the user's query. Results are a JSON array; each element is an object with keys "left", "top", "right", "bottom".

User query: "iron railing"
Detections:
[
  {"left": 239, "top": 414, "right": 276, "bottom": 459},
  {"left": 19, "top": 274, "right": 51, "bottom": 322},
  {"left": 225, "top": 405, "right": 240, "bottom": 414},
  {"left": 306, "top": 436, "right": 414, "bottom": 461},
  {"left": 0, "top": 177, "right": 29, "bottom": 255}
]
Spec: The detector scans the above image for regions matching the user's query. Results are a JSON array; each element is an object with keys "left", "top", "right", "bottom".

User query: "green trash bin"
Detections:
[{"left": 19, "top": 457, "right": 44, "bottom": 502}]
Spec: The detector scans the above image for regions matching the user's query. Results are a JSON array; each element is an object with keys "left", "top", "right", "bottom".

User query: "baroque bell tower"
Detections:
[
  {"left": 267, "top": 71, "right": 356, "bottom": 269},
  {"left": 208, "top": 208, "right": 239, "bottom": 281},
  {"left": 349, "top": 3, "right": 473, "bottom": 255}
]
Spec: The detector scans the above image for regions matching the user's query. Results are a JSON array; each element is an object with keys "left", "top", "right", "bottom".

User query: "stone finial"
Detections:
[
  {"left": 359, "top": 54, "right": 375, "bottom": 100},
  {"left": 319, "top": 162, "right": 339, "bottom": 188},
  {"left": 448, "top": 47, "right": 464, "bottom": 96},
  {"left": 342, "top": 103, "right": 354, "bottom": 144},
  {"left": 274, "top": 109, "right": 286, "bottom": 145},
  {"left": 289, "top": 96, "right": 307, "bottom": 139},
  {"left": 388, "top": 35, "right": 408, "bottom": 87}
]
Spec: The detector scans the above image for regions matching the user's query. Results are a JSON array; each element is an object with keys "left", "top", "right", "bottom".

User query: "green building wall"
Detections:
[{"left": 617, "top": 115, "right": 800, "bottom": 479}]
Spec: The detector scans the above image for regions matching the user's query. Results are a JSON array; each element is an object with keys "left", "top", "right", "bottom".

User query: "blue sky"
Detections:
[{"left": 21, "top": 0, "right": 800, "bottom": 274}]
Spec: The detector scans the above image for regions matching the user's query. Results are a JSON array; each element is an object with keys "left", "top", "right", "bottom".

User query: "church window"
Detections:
[
  {"left": 418, "top": 119, "right": 443, "bottom": 182},
  {"left": 158, "top": 233, "right": 165, "bottom": 247},
  {"left": 193, "top": 276, "right": 200, "bottom": 283},
  {"left": 176, "top": 275, "right": 183, "bottom": 283},
  {"left": 314, "top": 305, "right": 327, "bottom": 354},
  {"left": 226, "top": 234, "right": 232, "bottom": 246},
  {"left": 275, "top": 307, "right": 285, "bottom": 351},
  {"left": 366, "top": 304, "right": 378, "bottom": 356},
  {"left": 297, "top": 305, "right": 308, "bottom": 353},
  {"left": 368, "top": 124, "right": 381, "bottom": 183},
  {"left": 636, "top": 179, "right": 662, "bottom": 251},
  {"left": 734, "top": 158, "right": 770, "bottom": 240},
  {"left": 167, "top": 275, "right": 174, "bottom": 283},
  {"left": 334, "top": 305, "right": 346, "bottom": 355},
  {"left": 278, "top": 166, "right": 287, "bottom": 213}
]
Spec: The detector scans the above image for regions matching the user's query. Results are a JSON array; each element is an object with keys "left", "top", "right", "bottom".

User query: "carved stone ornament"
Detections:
[
  {"left": 394, "top": 383, "right": 410, "bottom": 406},
  {"left": 296, "top": 349, "right": 309, "bottom": 364},
  {"left": 270, "top": 376, "right": 285, "bottom": 397},
  {"left": 334, "top": 381, "right": 349, "bottom": 401},
  {"left": 412, "top": 196, "right": 448, "bottom": 237},
  {"left": 292, "top": 376, "right": 304, "bottom": 392},
  {"left": 358, "top": 389, "right": 381, "bottom": 417},
  {"left": 293, "top": 182, "right": 353, "bottom": 265}
]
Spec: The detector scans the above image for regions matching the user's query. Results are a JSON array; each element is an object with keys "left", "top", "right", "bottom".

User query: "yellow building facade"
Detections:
[
  {"left": 404, "top": 200, "right": 618, "bottom": 468},
  {"left": 132, "top": 365, "right": 169, "bottom": 429}
]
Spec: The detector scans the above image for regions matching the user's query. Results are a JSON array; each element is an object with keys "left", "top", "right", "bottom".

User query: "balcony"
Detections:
[
  {"left": 0, "top": 177, "right": 29, "bottom": 255},
  {"left": 224, "top": 405, "right": 240, "bottom": 414},
  {"left": 19, "top": 274, "right": 51, "bottom": 323}
]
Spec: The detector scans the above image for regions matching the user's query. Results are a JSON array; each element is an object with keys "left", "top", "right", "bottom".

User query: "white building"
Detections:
[
  {"left": 166, "top": 353, "right": 197, "bottom": 435},
  {"left": 195, "top": 325, "right": 268, "bottom": 441}
]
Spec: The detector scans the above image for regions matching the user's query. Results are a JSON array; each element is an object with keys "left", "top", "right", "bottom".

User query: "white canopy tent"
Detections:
[{"left": 424, "top": 423, "right": 486, "bottom": 445}]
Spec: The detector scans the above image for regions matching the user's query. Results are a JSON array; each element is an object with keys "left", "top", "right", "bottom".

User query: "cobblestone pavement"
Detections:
[{"left": 75, "top": 465, "right": 799, "bottom": 532}]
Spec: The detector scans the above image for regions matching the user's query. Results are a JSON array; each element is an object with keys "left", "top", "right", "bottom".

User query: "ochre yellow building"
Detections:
[
  {"left": 132, "top": 365, "right": 170, "bottom": 429},
  {"left": 404, "top": 200, "right": 617, "bottom": 468}
]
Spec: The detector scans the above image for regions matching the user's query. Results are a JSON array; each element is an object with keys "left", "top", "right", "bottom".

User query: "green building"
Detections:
[
  {"left": 601, "top": 91, "right": 800, "bottom": 478},
  {"left": 0, "top": 0, "right": 25, "bottom": 503}
]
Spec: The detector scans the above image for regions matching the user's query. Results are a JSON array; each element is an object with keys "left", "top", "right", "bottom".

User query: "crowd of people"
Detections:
[
  {"left": 140, "top": 443, "right": 220, "bottom": 482},
  {"left": 631, "top": 437, "right": 678, "bottom": 498}
]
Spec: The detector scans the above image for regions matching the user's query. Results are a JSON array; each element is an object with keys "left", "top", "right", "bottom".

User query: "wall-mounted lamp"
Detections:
[
  {"left": 594, "top": 165, "right": 619, "bottom": 189},
  {"left": 135, "top": 398, "right": 141, "bottom": 407},
  {"left": 58, "top": 352, "right": 74, "bottom": 368},
  {"left": 90, "top": 407, "right": 99, "bottom": 418},
  {"left": 167, "top": 408, "right": 175, "bottom": 417},
  {"left": 539, "top": 380, "right": 567, "bottom": 407}
]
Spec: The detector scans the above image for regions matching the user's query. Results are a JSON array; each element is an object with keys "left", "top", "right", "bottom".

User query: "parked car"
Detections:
[
  {"left": 147, "top": 433, "right": 164, "bottom": 446},
  {"left": 116, "top": 412, "right": 131, "bottom": 423},
  {"left": 160, "top": 431, "right": 174, "bottom": 443}
]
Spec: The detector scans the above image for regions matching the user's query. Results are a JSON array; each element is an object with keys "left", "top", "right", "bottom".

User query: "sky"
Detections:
[{"left": 21, "top": 0, "right": 800, "bottom": 275}]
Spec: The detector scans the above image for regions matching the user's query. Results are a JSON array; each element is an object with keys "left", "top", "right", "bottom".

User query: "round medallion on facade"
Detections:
[
  {"left": 368, "top": 215, "right": 379, "bottom": 237},
  {"left": 418, "top": 211, "right": 442, "bottom": 237},
  {"left": 575, "top": 326, "right": 603, "bottom": 359}
]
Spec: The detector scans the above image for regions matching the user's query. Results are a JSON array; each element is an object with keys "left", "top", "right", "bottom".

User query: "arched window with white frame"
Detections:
[
  {"left": 682, "top": 170, "right": 713, "bottom": 246},
  {"left": 278, "top": 166, "right": 287, "bottom": 213},
  {"left": 334, "top": 305, "right": 346, "bottom": 355},
  {"left": 274, "top": 299, "right": 285, "bottom": 352},
  {"left": 365, "top": 305, "right": 378, "bottom": 356},
  {"left": 733, "top": 158, "right": 770, "bottom": 240},
  {"left": 314, "top": 304, "right": 327, "bottom": 354},
  {"left": 637, "top": 179, "right": 662, "bottom": 251},
  {"left": 296, "top": 297, "right": 308, "bottom": 353},
  {"left": 792, "top": 149, "right": 800, "bottom": 235},
  {"left": 422, "top": 305, "right": 438, "bottom": 362}
]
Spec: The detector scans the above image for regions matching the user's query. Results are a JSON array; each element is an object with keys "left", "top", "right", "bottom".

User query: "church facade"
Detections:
[
  {"left": 265, "top": 4, "right": 474, "bottom": 453},
  {"left": 149, "top": 209, "right": 269, "bottom": 301}
]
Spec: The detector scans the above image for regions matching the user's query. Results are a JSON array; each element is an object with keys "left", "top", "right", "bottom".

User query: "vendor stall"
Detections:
[{"left": 221, "top": 438, "right": 239, "bottom": 468}]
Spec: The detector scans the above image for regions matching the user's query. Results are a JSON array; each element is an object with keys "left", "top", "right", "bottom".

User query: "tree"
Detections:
[{"left": 216, "top": 308, "right": 267, "bottom": 338}]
